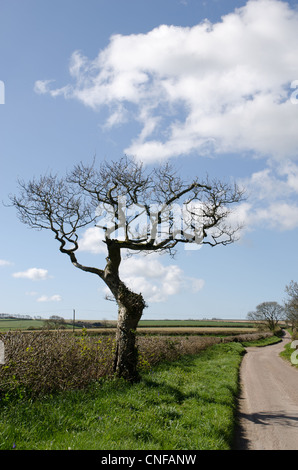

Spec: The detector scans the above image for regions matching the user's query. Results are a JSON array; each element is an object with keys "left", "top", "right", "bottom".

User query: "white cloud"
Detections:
[
  {"left": 34, "top": 79, "right": 70, "bottom": 98},
  {"left": 117, "top": 254, "right": 204, "bottom": 303},
  {"left": 34, "top": 0, "right": 298, "bottom": 239},
  {"left": 37, "top": 294, "right": 62, "bottom": 303},
  {"left": 0, "top": 259, "right": 12, "bottom": 266},
  {"left": 79, "top": 228, "right": 205, "bottom": 302},
  {"left": 12, "top": 268, "right": 50, "bottom": 281},
  {"left": 34, "top": 79, "right": 54, "bottom": 95},
  {"left": 24, "top": 291, "right": 62, "bottom": 303},
  {"left": 35, "top": 0, "right": 298, "bottom": 163},
  {"left": 254, "top": 203, "right": 298, "bottom": 231},
  {"left": 234, "top": 161, "right": 298, "bottom": 232},
  {"left": 78, "top": 227, "right": 106, "bottom": 254}
]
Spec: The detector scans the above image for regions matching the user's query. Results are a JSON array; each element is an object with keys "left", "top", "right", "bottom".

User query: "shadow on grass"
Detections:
[{"left": 140, "top": 352, "right": 239, "bottom": 409}]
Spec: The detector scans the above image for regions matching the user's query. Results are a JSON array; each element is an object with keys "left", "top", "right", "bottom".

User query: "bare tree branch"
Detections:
[{"left": 9, "top": 155, "right": 245, "bottom": 382}]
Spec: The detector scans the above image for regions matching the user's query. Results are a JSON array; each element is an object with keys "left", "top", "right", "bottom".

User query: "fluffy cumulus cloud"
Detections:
[
  {"left": 78, "top": 226, "right": 205, "bottom": 302},
  {"left": 118, "top": 254, "right": 204, "bottom": 303},
  {"left": 12, "top": 268, "right": 50, "bottom": 281},
  {"left": 230, "top": 161, "right": 298, "bottom": 232},
  {"left": 35, "top": 0, "right": 298, "bottom": 162},
  {"left": 34, "top": 0, "right": 298, "bottom": 237},
  {"left": 78, "top": 227, "right": 106, "bottom": 254}
]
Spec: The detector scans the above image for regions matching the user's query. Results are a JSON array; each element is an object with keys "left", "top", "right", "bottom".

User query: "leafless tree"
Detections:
[
  {"left": 43, "top": 315, "right": 66, "bottom": 330},
  {"left": 284, "top": 281, "right": 298, "bottom": 330},
  {"left": 9, "top": 156, "right": 244, "bottom": 382},
  {"left": 247, "top": 301, "right": 284, "bottom": 332}
]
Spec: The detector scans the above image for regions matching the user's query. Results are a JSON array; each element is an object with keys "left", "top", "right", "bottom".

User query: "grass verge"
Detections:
[
  {"left": 241, "top": 334, "right": 282, "bottom": 348},
  {"left": 279, "top": 339, "right": 298, "bottom": 367},
  {"left": 0, "top": 342, "right": 245, "bottom": 450}
]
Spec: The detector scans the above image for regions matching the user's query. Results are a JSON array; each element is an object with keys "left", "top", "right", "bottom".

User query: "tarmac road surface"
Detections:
[{"left": 234, "top": 331, "right": 298, "bottom": 450}]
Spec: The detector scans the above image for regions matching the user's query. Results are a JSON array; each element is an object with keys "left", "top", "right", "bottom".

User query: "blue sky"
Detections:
[{"left": 1, "top": 0, "right": 298, "bottom": 321}]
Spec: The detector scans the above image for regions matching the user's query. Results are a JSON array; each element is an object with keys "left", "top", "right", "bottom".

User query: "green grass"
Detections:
[
  {"left": 0, "top": 342, "right": 245, "bottom": 450},
  {"left": 0, "top": 319, "right": 76, "bottom": 331},
  {"left": 0, "top": 319, "right": 45, "bottom": 330},
  {"left": 279, "top": 340, "right": 298, "bottom": 367},
  {"left": 241, "top": 335, "right": 282, "bottom": 348}
]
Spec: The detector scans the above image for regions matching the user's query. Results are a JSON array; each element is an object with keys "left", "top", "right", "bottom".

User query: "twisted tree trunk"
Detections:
[
  {"left": 104, "top": 241, "right": 146, "bottom": 382},
  {"left": 113, "top": 287, "right": 145, "bottom": 381}
]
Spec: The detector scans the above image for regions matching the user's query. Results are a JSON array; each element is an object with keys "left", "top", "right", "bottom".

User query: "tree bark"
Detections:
[
  {"left": 113, "top": 288, "right": 145, "bottom": 382},
  {"left": 104, "top": 240, "right": 146, "bottom": 382}
]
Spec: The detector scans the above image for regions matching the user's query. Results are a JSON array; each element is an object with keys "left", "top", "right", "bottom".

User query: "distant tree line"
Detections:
[
  {"left": 43, "top": 315, "right": 67, "bottom": 329},
  {"left": 0, "top": 313, "right": 40, "bottom": 319}
]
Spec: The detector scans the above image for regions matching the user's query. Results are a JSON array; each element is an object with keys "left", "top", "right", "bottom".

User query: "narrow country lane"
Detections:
[{"left": 234, "top": 332, "right": 298, "bottom": 450}]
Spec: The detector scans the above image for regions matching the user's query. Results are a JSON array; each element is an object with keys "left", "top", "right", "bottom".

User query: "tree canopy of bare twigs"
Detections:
[
  {"left": 284, "top": 281, "right": 298, "bottom": 329},
  {"left": 247, "top": 301, "right": 284, "bottom": 332},
  {"left": 9, "top": 156, "right": 244, "bottom": 381}
]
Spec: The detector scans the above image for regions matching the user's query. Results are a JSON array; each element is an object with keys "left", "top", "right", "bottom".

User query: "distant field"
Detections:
[
  {"left": 80, "top": 327, "right": 258, "bottom": 336},
  {"left": 0, "top": 319, "right": 45, "bottom": 331},
  {"left": 137, "top": 326, "right": 257, "bottom": 335},
  {"left": 80, "top": 319, "right": 256, "bottom": 327},
  {"left": 0, "top": 319, "right": 73, "bottom": 331},
  {"left": 74, "top": 319, "right": 259, "bottom": 336},
  {"left": 138, "top": 320, "right": 255, "bottom": 328},
  {"left": 0, "top": 318, "right": 257, "bottom": 334}
]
